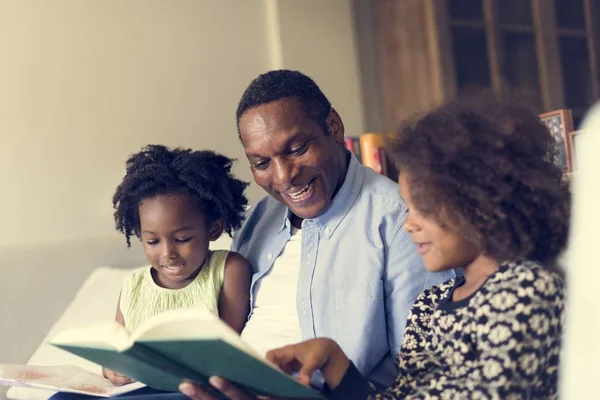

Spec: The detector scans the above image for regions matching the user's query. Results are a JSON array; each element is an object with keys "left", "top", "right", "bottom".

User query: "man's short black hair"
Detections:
[{"left": 236, "top": 70, "right": 332, "bottom": 136}]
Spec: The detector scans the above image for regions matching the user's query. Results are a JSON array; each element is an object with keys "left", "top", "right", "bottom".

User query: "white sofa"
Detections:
[{"left": 0, "top": 234, "right": 232, "bottom": 399}]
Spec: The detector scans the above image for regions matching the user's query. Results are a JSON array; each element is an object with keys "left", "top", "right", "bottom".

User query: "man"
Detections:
[{"left": 180, "top": 70, "right": 452, "bottom": 398}]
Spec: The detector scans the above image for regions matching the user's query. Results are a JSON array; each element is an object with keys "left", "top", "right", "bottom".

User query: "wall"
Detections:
[
  {"left": 561, "top": 102, "right": 600, "bottom": 398},
  {"left": 0, "top": 0, "right": 364, "bottom": 248},
  {"left": 271, "top": 0, "right": 366, "bottom": 136}
]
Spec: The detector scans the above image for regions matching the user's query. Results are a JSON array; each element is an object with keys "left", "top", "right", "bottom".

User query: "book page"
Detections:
[
  {"left": 50, "top": 321, "right": 132, "bottom": 352},
  {"left": 0, "top": 364, "right": 145, "bottom": 397},
  {"left": 134, "top": 309, "right": 252, "bottom": 351},
  {"left": 135, "top": 308, "right": 286, "bottom": 372}
]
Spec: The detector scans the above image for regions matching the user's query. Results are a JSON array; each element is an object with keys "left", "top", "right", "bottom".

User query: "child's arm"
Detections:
[
  {"left": 218, "top": 252, "right": 252, "bottom": 334},
  {"left": 102, "top": 292, "right": 135, "bottom": 386},
  {"left": 371, "top": 283, "right": 563, "bottom": 399},
  {"left": 114, "top": 292, "right": 126, "bottom": 326}
]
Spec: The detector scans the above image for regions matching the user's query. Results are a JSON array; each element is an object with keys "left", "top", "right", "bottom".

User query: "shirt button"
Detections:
[
  {"left": 267, "top": 252, "right": 273, "bottom": 261},
  {"left": 325, "top": 227, "right": 331, "bottom": 235},
  {"left": 306, "top": 254, "right": 311, "bottom": 264},
  {"left": 285, "top": 220, "right": 290, "bottom": 228}
]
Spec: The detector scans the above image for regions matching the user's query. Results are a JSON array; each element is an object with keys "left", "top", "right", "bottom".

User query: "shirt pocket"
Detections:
[
  {"left": 335, "top": 280, "right": 384, "bottom": 309},
  {"left": 332, "top": 280, "right": 387, "bottom": 371}
]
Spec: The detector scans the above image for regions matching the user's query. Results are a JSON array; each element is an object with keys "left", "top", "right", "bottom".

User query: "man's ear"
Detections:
[
  {"left": 208, "top": 220, "right": 225, "bottom": 241},
  {"left": 327, "top": 108, "right": 345, "bottom": 144}
]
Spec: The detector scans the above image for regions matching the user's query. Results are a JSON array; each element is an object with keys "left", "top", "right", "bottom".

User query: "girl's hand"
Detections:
[
  {"left": 266, "top": 338, "right": 351, "bottom": 390},
  {"left": 180, "top": 377, "right": 258, "bottom": 400},
  {"left": 179, "top": 377, "right": 302, "bottom": 400},
  {"left": 102, "top": 367, "right": 134, "bottom": 386}
]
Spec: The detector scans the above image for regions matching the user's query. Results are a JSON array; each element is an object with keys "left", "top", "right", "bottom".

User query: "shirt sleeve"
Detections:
[
  {"left": 326, "top": 363, "right": 373, "bottom": 400},
  {"left": 383, "top": 225, "right": 453, "bottom": 357},
  {"left": 368, "top": 283, "right": 563, "bottom": 399}
]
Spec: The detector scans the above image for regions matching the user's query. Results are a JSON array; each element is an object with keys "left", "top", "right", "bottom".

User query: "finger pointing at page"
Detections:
[{"left": 266, "top": 338, "right": 350, "bottom": 390}]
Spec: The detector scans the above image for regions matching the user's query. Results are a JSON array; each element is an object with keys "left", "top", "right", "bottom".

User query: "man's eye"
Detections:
[
  {"left": 146, "top": 240, "right": 159, "bottom": 246},
  {"left": 254, "top": 160, "right": 270, "bottom": 170},
  {"left": 290, "top": 142, "right": 309, "bottom": 155}
]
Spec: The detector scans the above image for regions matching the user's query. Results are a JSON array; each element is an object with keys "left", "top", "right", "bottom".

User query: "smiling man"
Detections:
[{"left": 230, "top": 70, "right": 452, "bottom": 389}]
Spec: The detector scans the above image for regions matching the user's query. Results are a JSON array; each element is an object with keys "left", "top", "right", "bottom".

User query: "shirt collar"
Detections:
[
  {"left": 280, "top": 208, "right": 293, "bottom": 232},
  {"left": 312, "top": 153, "right": 364, "bottom": 238}
]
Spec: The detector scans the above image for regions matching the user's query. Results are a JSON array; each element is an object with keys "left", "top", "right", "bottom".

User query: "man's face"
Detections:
[{"left": 239, "top": 97, "right": 348, "bottom": 220}]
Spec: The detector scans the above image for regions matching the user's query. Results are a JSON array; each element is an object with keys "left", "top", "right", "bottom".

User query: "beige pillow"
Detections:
[{"left": 7, "top": 266, "right": 130, "bottom": 400}]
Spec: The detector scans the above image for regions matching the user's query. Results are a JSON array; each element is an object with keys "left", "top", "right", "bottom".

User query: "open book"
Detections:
[
  {"left": 0, "top": 364, "right": 145, "bottom": 397},
  {"left": 50, "top": 308, "right": 322, "bottom": 399}
]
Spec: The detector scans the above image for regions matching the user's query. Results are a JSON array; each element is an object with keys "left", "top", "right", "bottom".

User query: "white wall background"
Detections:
[
  {"left": 273, "top": 0, "right": 365, "bottom": 136},
  {"left": 0, "top": 0, "right": 365, "bottom": 248}
]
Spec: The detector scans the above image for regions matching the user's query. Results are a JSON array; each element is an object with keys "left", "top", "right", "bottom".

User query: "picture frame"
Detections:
[
  {"left": 569, "top": 130, "right": 586, "bottom": 171},
  {"left": 539, "top": 109, "right": 574, "bottom": 173}
]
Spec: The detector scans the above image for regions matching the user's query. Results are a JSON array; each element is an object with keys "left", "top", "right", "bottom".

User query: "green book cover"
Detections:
[{"left": 51, "top": 309, "right": 322, "bottom": 399}]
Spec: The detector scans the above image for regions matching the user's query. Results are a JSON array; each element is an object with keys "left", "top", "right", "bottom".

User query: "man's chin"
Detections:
[{"left": 287, "top": 201, "right": 330, "bottom": 221}]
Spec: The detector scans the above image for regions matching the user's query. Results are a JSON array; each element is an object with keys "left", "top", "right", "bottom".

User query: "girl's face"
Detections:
[
  {"left": 138, "top": 194, "right": 222, "bottom": 289},
  {"left": 399, "top": 171, "right": 480, "bottom": 273}
]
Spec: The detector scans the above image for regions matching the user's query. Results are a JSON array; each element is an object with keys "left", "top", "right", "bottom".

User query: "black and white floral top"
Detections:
[{"left": 330, "top": 260, "right": 564, "bottom": 400}]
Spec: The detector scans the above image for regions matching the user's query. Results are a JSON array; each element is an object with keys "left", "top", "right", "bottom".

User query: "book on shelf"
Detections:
[
  {"left": 48, "top": 308, "right": 322, "bottom": 399},
  {"left": 359, "top": 133, "right": 398, "bottom": 179},
  {"left": 0, "top": 364, "right": 145, "bottom": 397},
  {"left": 344, "top": 137, "right": 361, "bottom": 162}
]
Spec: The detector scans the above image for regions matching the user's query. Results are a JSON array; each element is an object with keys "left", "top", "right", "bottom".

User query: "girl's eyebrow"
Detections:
[
  {"left": 173, "top": 226, "right": 195, "bottom": 233},
  {"left": 142, "top": 226, "right": 195, "bottom": 235}
]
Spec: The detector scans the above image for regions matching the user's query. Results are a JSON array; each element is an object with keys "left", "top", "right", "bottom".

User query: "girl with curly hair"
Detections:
[
  {"left": 260, "top": 93, "right": 570, "bottom": 400},
  {"left": 103, "top": 144, "right": 251, "bottom": 386}
]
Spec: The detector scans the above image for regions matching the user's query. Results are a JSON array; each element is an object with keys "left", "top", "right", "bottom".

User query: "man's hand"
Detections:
[
  {"left": 102, "top": 367, "right": 134, "bottom": 386},
  {"left": 266, "top": 338, "right": 350, "bottom": 390},
  {"left": 179, "top": 377, "right": 257, "bottom": 400}
]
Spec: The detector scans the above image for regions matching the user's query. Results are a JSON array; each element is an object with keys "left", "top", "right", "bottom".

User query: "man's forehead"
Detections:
[
  {"left": 240, "top": 101, "right": 317, "bottom": 142},
  {"left": 241, "top": 108, "right": 270, "bottom": 133}
]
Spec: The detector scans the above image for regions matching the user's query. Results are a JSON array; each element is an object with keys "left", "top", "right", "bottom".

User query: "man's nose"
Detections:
[{"left": 272, "top": 158, "right": 296, "bottom": 188}]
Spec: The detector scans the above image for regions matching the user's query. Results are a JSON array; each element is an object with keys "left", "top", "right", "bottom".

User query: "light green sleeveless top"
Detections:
[{"left": 120, "top": 250, "right": 228, "bottom": 332}]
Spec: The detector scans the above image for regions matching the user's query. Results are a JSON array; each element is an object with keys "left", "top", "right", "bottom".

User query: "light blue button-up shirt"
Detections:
[{"left": 232, "top": 154, "right": 453, "bottom": 387}]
